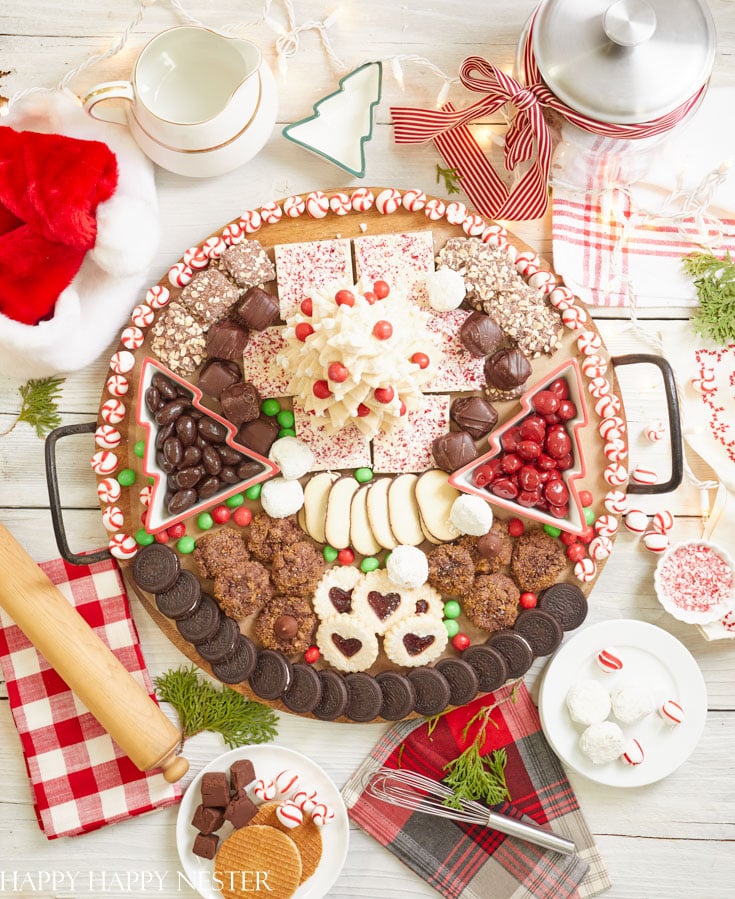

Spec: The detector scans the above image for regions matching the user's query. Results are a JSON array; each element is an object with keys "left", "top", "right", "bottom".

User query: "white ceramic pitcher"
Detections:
[{"left": 83, "top": 25, "right": 277, "bottom": 177}]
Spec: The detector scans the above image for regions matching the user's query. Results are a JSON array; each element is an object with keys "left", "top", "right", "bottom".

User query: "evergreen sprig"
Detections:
[
  {"left": 683, "top": 250, "right": 735, "bottom": 344},
  {"left": 436, "top": 164, "right": 462, "bottom": 195},
  {"left": 1, "top": 376, "right": 65, "bottom": 439},
  {"left": 154, "top": 665, "right": 278, "bottom": 750}
]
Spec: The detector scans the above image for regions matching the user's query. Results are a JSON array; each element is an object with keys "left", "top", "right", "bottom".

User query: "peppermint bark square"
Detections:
[
  {"left": 353, "top": 231, "right": 435, "bottom": 308},
  {"left": 241, "top": 326, "right": 290, "bottom": 396},
  {"left": 274, "top": 238, "right": 353, "bottom": 319},
  {"left": 293, "top": 399, "right": 371, "bottom": 470},
  {"left": 372, "top": 395, "right": 450, "bottom": 473},
  {"left": 423, "top": 310, "right": 486, "bottom": 391}
]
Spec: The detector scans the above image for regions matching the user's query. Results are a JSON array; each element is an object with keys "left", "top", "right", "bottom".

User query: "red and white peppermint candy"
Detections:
[
  {"left": 139, "top": 484, "right": 152, "bottom": 508},
  {"left": 110, "top": 350, "right": 135, "bottom": 375},
  {"left": 643, "top": 530, "right": 669, "bottom": 553},
  {"left": 658, "top": 699, "right": 684, "bottom": 725},
  {"left": 574, "top": 557, "right": 597, "bottom": 583},
  {"left": 624, "top": 509, "right": 648, "bottom": 533},
  {"left": 291, "top": 788, "right": 318, "bottom": 813},
  {"left": 276, "top": 801, "right": 303, "bottom": 829},
  {"left": 581, "top": 354, "right": 608, "bottom": 379},
  {"left": 274, "top": 768, "right": 300, "bottom": 798},
  {"left": 310, "top": 803, "right": 335, "bottom": 827},
  {"left": 632, "top": 465, "right": 658, "bottom": 485},
  {"left": 548, "top": 285, "right": 574, "bottom": 310},
  {"left": 202, "top": 235, "right": 227, "bottom": 259},
  {"left": 260, "top": 201, "right": 282, "bottom": 224},
  {"left": 604, "top": 438, "right": 627, "bottom": 463},
  {"left": 306, "top": 191, "right": 330, "bottom": 219},
  {"left": 131, "top": 304, "right": 154, "bottom": 328},
  {"left": 604, "top": 490, "right": 627, "bottom": 515},
  {"left": 577, "top": 330, "right": 602, "bottom": 355},
  {"left": 424, "top": 197, "right": 446, "bottom": 221},
  {"left": 168, "top": 262, "right": 193, "bottom": 287},
  {"left": 283, "top": 195, "right": 306, "bottom": 218},
  {"left": 690, "top": 369, "right": 716, "bottom": 394},
  {"left": 222, "top": 221, "right": 244, "bottom": 244},
  {"left": 252, "top": 779, "right": 276, "bottom": 803},
  {"left": 644, "top": 419, "right": 666, "bottom": 442},
  {"left": 595, "top": 394, "right": 622, "bottom": 419},
  {"left": 562, "top": 305, "right": 587, "bottom": 329},
  {"left": 402, "top": 188, "right": 427, "bottom": 212},
  {"left": 514, "top": 251, "right": 540, "bottom": 276},
  {"left": 106, "top": 374, "right": 129, "bottom": 397},
  {"left": 95, "top": 425, "right": 121, "bottom": 450},
  {"left": 97, "top": 477, "right": 121, "bottom": 504},
  {"left": 652, "top": 510, "right": 674, "bottom": 533},
  {"left": 102, "top": 505, "right": 125, "bottom": 532},
  {"left": 91, "top": 450, "right": 118, "bottom": 475},
  {"left": 462, "top": 213, "right": 486, "bottom": 236},
  {"left": 621, "top": 738, "right": 644, "bottom": 766},
  {"left": 596, "top": 647, "right": 623, "bottom": 673},
  {"left": 121, "top": 326, "right": 144, "bottom": 350},
  {"left": 350, "top": 187, "right": 374, "bottom": 212},
  {"left": 481, "top": 223, "right": 508, "bottom": 247},
  {"left": 329, "top": 192, "right": 352, "bottom": 215},
  {"left": 239, "top": 208, "right": 262, "bottom": 233},
  {"left": 444, "top": 200, "right": 467, "bottom": 225},
  {"left": 183, "top": 245, "right": 209, "bottom": 269},
  {"left": 528, "top": 269, "right": 557, "bottom": 293},
  {"left": 603, "top": 462, "right": 628, "bottom": 486},
  {"left": 146, "top": 284, "right": 170, "bottom": 309},
  {"left": 109, "top": 533, "right": 138, "bottom": 560},
  {"left": 376, "top": 187, "right": 402, "bottom": 214},
  {"left": 599, "top": 416, "right": 624, "bottom": 442},
  {"left": 589, "top": 535, "right": 613, "bottom": 561},
  {"left": 101, "top": 398, "right": 126, "bottom": 425},
  {"left": 595, "top": 514, "right": 619, "bottom": 537},
  {"left": 588, "top": 376, "right": 611, "bottom": 399}
]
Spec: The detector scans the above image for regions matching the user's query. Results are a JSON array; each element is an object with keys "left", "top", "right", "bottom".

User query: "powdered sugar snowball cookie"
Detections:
[
  {"left": 313, "top": 566, "right": 362, "bottom": 621},
  {"left": 222, "top": 221, "right": 244, "bottom": 244},
  {"left": 424, "top": 197, "right": 446, "bottom": 221},
  {"left": 252, "top": 778, "right": 277, "bottom": 803},
  {"left": 549, "top": 285, "right": 574, "bottom": 310},
  {"left": 351, "top": 569, "right": 412, "bottom": 635},
  {"left": 579, "top": 721, "right": 626, "bottom": 765},
  {"left": 95, "top": 425, "right": 121, "bottom": 450},
  {"left": 121, "top": 326, "right": 144, "bottom": 350},
  {"left": 109, "top": 350, "right": 135, "bottom": 375},
  {"left": 276, "top": 801, "right": 303, "bottom": 829},
  {"left": 139, "top": 484, "right": 152, "bottom": 507},
  {"left": 101, "top": 398, "right": 126, "bottom": 425},
  {"left": 581, "top": 354, "right": 608, "bottom": 379},
  {"left": 595, "top": 514, "right": 619, "bottom": 537},
  {"left": 645, "top": 419, "right": 666, "bottom": 442},
  {"left": 589, "top": 535, "right": 613, "bottom": 561},
  {"left": 268, "top": 437, "right": 314, "bottom": 481},
  {"left": 632, "top": 465, "right": 658, "bottom": 486},
  {"left": 566, "top": 679, "right": 611, "bottom": 725},
  {"left": 350, "top": 187, "right": 374, "bottom": 212},
  {"left": 329, "top": 192, "right": 352, "bottom": 216},
  {"left": 283, "top": 195, "right": 306, "bottom": 218},
  {"left": 643, "top": 531, "right": 670, "bottom": 553},
  {"left": 596, "top": 647, "right": 624, "bottom": 673},
  {"left": 462, "top": 214, "right": 486, "bottom": 237},
  {"left": 449, "top": 495, "right": 493, "bottom": 536},
  {"left": 168, "top": 261, "right": 193, "bottom": 287},
  {"left": 425, "top": 267, "right": 466, "bottom": 311},
  {"left": 316, "top": 615, "right": 379, "bottom": 673},
  {"left": 106, "top": 374, "right": 129, "bottom": 397},
  {"left": 260, "top": 201, "right": 283, "bottom": 225},
  {"left": 146, "top": 285, "right": 170, "bottom": 309},
  {"left": 577, "top": 330, "right": 602, "bottom": 355},
  {"left": 604, "top": 490, "right": 628, "bottom": 515},
  {"left": 620, "top": 737, "right": 645, "bottom": 766},
  {"left": 659, "top": 699, "right": 684, "bottom": 725},
  {"left": 652, "top": 510, "right": 674, "bottom": 533},
  {"left": 239, "top": 208, "right": 262, "bottom": 233},
  {"left": 102, "top": 505, "right": 125, "bottom": 532},
  {"left": 603, "top": 463, "right": 628, "bottom": 487},
  {"left": 311, "top": 803, "right": 335, "bottom": 827},
  {"left": 690, "top": 369, "right": 716, "bottom": 394},
  {"left": 376, "top": 188, "right": 402, "bottom": 215},
  {"left": 574, "top": 557, "right": 597, "bottom": 582},
  {"left": 604, "top": 438, "right": 627, "bottom": 463},
  {"left": 383, "top": 614, "right": 448, "bottom": 667},
  {"left": 386, "top": 545, "right": 429, "bottom": 589},
  {"left": 610, "top": 681, "right": 654, "bottom": 723},
  {"left": 599, "top": 416, "right": 625, "bottom": 442},
  {"left": 108, "top": 533, "right": 138, "bottom": 560},
  {"left": 274, "top": 769, "right": 301, "bottom": 799},
  {"left": 91, "top": 450, "right": 118, "bottom": 475},
  {"left": 97, "top": 477, "right": 121, "bottom": 504},
  {"left": 260, "top": 478, "right": 304, "bottom": 518},
  {"left": 402, "top": 188, "right": 427, "bottom": 212},
  {"left": 624, "top": 509, "right": 648, "bottom": 533},
  {"left": 306, "top": 191, "right": 330, "bottom": 219},
  {"left": 131, "top": 304, "right": 155, "bottom": 328}
]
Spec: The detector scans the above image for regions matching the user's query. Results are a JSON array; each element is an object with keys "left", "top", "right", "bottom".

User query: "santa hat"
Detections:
[{"left": 0, "top": 90, "right": 158, "bottom": 378}]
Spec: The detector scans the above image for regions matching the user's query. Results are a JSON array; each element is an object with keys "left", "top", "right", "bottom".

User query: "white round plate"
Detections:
[
  {"left": 176, "top": 745, "right": 349, "bottom": 899},
  {"left": 538, "top": 619, "right": 707, "bottom": 787}
]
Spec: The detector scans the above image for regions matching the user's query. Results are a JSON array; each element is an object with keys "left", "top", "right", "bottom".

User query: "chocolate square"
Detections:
[
  {"left": 235, "top": 286, "right": 280, "bottom": 331},
  {"left": 206, "top": 319, "right": 250, "bottom": 362},
  {"left": 192, "top": 832, "right": 219, "bottom": 860},
  {"left": 229, "top": 758, "right": 256, "bottom": 794},
  {"left": 191, "top": 803, "right": 225, "bottom": 835},
  {"left": 221, "top": 381, "right": 261, "bottom": 427},
  {"left": 223, "top": 793, "right": 258, "bottom": 829},
  {"left": 200, "top": 771, "right": 230, "bottom": 808},
  {"left": 237, "top": 415, "right": 279, "bottom": 457},
  {"left": 198, "top": 359, "right": 242, "bottom": 400}
]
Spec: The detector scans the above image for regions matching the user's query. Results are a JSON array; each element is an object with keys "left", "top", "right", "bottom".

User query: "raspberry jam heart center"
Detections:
[
  {"left": 328, "top": 587, "right": 353, "bottom": 614},
  {"left": 403, "top": 633, "right": 435, "bottom": 655},
  {"left": 332, "top": 634, "right": 362, "bottom": 657},
  {"left": 367, "top": 590, "right": 401, "bottom": 620}
]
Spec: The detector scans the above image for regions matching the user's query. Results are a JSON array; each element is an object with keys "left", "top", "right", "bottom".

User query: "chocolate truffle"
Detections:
[
  {"left": 484, "top": 347, "right": 532, "bottom": 390},
  {"left": 459, "top": 311, "right": 504, "bottom": 357},
  {"left": 431, "top": 431, "right": 478, "bottom": 472},
  {"left": 235, "top": 286, "right": 280, "bottom": 331},
  {"left": 450, "top": 396, "right": 498, "bottom": 440},
  {"left": 206, "top": 318, "right": 249, "bottom": 362},
  {"left": 220, "top": 381, "right": 260, "bottom": 427},
  {"left": 198, "top": 359, "right": 241, "bottom": 399},
  {"left": 237, "top": 415, "right": 279, "bottom": 456}
]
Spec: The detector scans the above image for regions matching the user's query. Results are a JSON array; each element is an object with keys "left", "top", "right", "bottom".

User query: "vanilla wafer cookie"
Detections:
[
  {"left": 215, "top": 825, "right": 301, "bottom": 899},
  {"left": 248, "top": 801, "right": 323, "bottom": 884}
]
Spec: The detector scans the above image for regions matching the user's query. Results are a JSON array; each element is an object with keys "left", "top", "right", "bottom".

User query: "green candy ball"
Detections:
[
  {"left": 133, "top": 440, "right": 146, "bottom": 459},
  {"left": 177, "top": 535, "right": 196, "bottom": 555},
  {"left": 354, "top": 467, "right": 374, "bottom": 483},
  {"left": 135, "top": 528, "right": 155, "bottom": 547},
  {"left": 360, "top": 556, "right": 380, "bottom": 573},
  {"left": 584, "top": 506, "right": 596, "bottom": 525},
  {"left": 117, "top": 468, "right": 136, "bottom": 487},
  {"left": 197, "top": 512, "right": 214, "bottom": 531},
  {"left": 225, "top": 493, "right": 245, "bottom": 508},
  {"left": 262, "top": 398, "right": 281, "bottom": 417},
  {"left": 278, "top": 427, "right": 297, "bottom": 438},
  {"left": 277, "top": 409, "right": 295, "bottom": 428},
  {"left": 323, "top": 545, "right": 339, "bottom": 562},
  {"left": 245, "top": 483, "right": 262, "bottom": 500},
  {"left": 444, "top": 618, "right": 460, "bottom": 638},
  {"left": 544, "top": 524, "right": 562, "bottom": 538},
  {"left": 443, "top": 599, "right": 461, "bottom": 619},
  {"left": 147, "top": 476, "right": 155, "bottom": 485}
]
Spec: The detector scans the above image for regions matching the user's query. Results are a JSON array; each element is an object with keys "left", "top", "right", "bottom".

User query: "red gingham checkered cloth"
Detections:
[
  {"left": 343, "top": 683, "right": 611, "bottom": 899},
  {"left": 0, "top": 554, "right": 181, "bottom": 839}
]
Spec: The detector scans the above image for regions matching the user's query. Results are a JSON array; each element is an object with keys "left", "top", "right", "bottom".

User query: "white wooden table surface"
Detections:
[{"left": 1, "top": 2, "right": 734, "bottom": 897}]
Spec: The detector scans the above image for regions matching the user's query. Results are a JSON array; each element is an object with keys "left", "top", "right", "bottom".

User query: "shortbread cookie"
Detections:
[
  {"left": 215, "top": 825, "right": 301, "bottom": 899},
  {"left": 316, "top": 615, "right": 379, "bottom": 673},
  {"left": 312, "top": 566, "right": 361, "bottom": 621},
  {"left": 383, "top": 614, "right": 448, "bottom": 667},
  {"left": 351, "top": 569, "right": 412, "bottom": 635}
]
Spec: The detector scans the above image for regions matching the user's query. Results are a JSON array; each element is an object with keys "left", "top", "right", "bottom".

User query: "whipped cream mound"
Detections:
[{"left": 279, "top": 278, "right": 442, "bottom": 437}]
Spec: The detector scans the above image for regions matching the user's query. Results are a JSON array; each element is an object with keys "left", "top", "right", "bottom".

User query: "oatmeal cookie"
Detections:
[
  {"left": 254, "top": 595, "right": 318, "bottom": 655},
  {"left": 213, "top": 560, "right": 273, "bottom": 618},
  {"left": 271, "top": 541, "right": 326, "bottom": 597},
  {"left": 456, "top": 519, "right": 512, "bottom": 575},
  {"left": 510, "top": 529, "right": 566, "bottom": 594},
  {"left": 427, "top": 544, "right": 475, "bottom": 597},
  {"left": 193, "top": 528, "right": 249, "bottom": 579},
  {"left": 245, "top": 512, "right": 303, "bottom": 563},
  {"left": 463, "top": 573, "right": 520, "bottom": 632}
]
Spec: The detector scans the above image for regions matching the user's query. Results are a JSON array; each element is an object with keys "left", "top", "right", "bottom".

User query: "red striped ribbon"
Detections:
[{"left": 391, "top": 9, "right": 707, "bottom": 220}]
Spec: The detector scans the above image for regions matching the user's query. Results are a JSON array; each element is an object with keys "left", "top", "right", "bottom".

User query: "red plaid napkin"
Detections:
[
  {"left": 0, "top": 554, "right": 181, "bottom": 839},
  {"left": 343, "top": 683, "right": 611, "bottom": 899}
]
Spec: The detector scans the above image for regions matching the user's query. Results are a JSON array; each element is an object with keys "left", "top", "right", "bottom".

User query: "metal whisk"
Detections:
[{"left": 362, "top": 767, "right": 576, "bottom": 856}]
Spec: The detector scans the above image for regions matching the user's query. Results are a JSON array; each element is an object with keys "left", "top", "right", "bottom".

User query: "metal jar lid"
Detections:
[{"left": 531, "top": 0, "right": 716, "bottom": 124}]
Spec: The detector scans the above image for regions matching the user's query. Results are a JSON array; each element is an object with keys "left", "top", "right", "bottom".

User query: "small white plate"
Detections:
[
  {"left": 176, "top": 745, "right": 349, "bottom": 899},
  {"left": 538, "top": 619, "right": 707, "bottom": 787}
]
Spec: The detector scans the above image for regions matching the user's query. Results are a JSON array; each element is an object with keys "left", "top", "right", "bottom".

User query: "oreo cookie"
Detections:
[
  {"left": 282, "top": 663, "right": 323, "bottom": 714},
  {"left": 435, "top": 658, "right": 480, "bottom": 707},
  {"left": 133, "top": 544, "right": 180, "bottom": 594},
  {"left": 212, "top": 635, "right": 257, "bottom": 684},
  {"left": 538, "top": 583, "right": 588, "bottom": 631},
  {"left": 407, "top": 667, "right": 451, "bottom": 717},
  {"left": 345, "top": 673, "right": 383, "bottom": 722},
  {"left": 156, "top": 569, "right": 201, "bottom": 620},
  {"left": 176, "top": 592, "right": 221, "bottom": 644},
  {"left": 196, "top": 615, "right": 240, "bottom": 663},
  {"left": 312, "top": 670, "right": 349, "bottom": 721},
  {"left": 486, "top": 630, "right": 533, "bottom": 678},
  {"left": 513, "top": 608, "right": 563, "bottom": 656},
  {"left": 376, "top": 671, "right": 416, "bottom": 720},
  {"left": 463, "top": 644, "right": 508, "bottom": 693},
  {"left": 249, "top": 649, "right": 292, "bottom": 700}
]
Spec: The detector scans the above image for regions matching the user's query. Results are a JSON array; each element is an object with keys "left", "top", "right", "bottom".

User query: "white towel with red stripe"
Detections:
[{"left": 551, "top": 87, "right": 735, "bottom": 308}]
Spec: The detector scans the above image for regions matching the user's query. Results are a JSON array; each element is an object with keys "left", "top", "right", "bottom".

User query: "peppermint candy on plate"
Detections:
[
  {"left": 632, "top": 465, "right": 658, "bottom": 486},
  {"left": 596, "top": 647, "right": 624, "bottom": 672},
  {"left": 350, "top": 187, "right": 374, "bottom": 212},
  {"left": 102, "top": 506, "right": 124, "bottom": 532},
  {"left": 577, "top": 330, "right": 602, "bottom": 354},
  {"left": 643, "top": 530, "right": 670, "bottom": 553},
  {"left": 652, "top": 510, "right": 674, "bottom": 533},
  {"left": 528, "top": 269, "right": 557, "bottom": 293},
  {"left": 330, "top": 192, "right": 352, "bottom": 215},
  {"left": 595, "top": 514, "right": 619, "bottom": 537},
  {"left": 562, "top": 305, "right": 587, "bottom": 329},
  {"left": 462, "top": 213, "right": 486, "bottom": 237},
  {"left": 549, "top": 285, "right": 574, "bottom": 310},
  {"left": 131, "top": 304, "right": 154, "bottom": 328},
  {"left": 239, "top": 209, "right": 262, "bottom": 233},
  {"left": 644, "top": 419, "right": 666, "bottom": 442},
  {"left": 260, "top": 201, "right": 282, "bottom": 224},
  {"left": 251, "top": 778, "right": 277, "bottom": 803},
  {"left": 91, "top": 451, "right": 118, "bottom": 475},
  {"left": 444, "top": 200, "right": 467, "bottom": 225},
  {"left": 291, "top": 788, "right": 318, "bottom": 814},
  {"left": 621, "top": 738, "right": 644, "bottom": 766},
  {"left": 599, "top": 415, "right": 624, "bottom": 442},
  {"left": 109, "top": 533, "right": 138, "bottom": 560},
  {"left": 306, "top": 191, "right": 330, "bottom": 218},
  {"left": 106, "top": 374, "right": 129, "bottom": 397},
  {"left": 202, "top": 235, "right": 227, "bottom": 258},
  {"left": 110, "top": 350, "right": 135, "bottom": 375},
  {"left": 481, "top": 223, "right": 508, "bottom": 247},
  {"left": 574, "top": 557, "right": 597, "bottom": 583},
  {"left": 310, "top": 803, "right": 335, "bottom": 826},
  {"left": 595, "top": 394, "right": 622, "bottom": 418},
  {"left": 101, "top": 398, "right": 126, "bottom": 425},
  {"left": 97, "top": 477, "right": 121, "bottom": 504},
  {"left": 183, "top": 246, "right": 209, "bottom": 269},
  {"left": 283, "top": 195, "right": 306, "bottom": 218},
  {"left": 402, "top": 188, "right": 426, "bottom": 211},
  {"left": 146, "top": 285, "right": 170, "bottom": 309},
  {"left": 376, "top": 187, "right": 402, "bottom": 214},
  {"left": 222, "top": 221, "right": 244, "bottom": 244},
  {"left": 168, "top": 261, "right": 193, "bottom": 287},
  {"left": 604, "top": 490, "right": 628, "bottom": 515},
  {"left": 139, "top": 485, "right": 152, "bottom": 508},
  {"left": 588, "top": 376, "right": 611, "bottom": 399},
  {"left": 624, "top": 509, "right": 648, "bottom": 533},
  {"left": 659, "top": 699, "right": 684, "bottom": 725},
  {"left": 581, "top": 354, "right": 608, "bottom": 379},
  {"left": 424, "top": 197, "right": 446, "bottom": 220},
  {"left": 603, "top": 462, "right": 628, "bottom": 486},
  {"left": 274, "top": 768, "right": 300, "bottom": 798},
  {"left": 121, "top": 326, "right": 144, "bottom": 350},
  {"left": 514, "top": 251, "right": 540, "bottom": 276},
  {"left": 589, "top": 535, "right": 613, "bottom": 561},
  {"left": 95, "top": 425, "right": 121, "bottom": 450},
  {"left": 604, "top": 438, "right": 628, "bottom": 463},
  {"left": 276, "top": 801, "right": 303, "bottom": 829}
]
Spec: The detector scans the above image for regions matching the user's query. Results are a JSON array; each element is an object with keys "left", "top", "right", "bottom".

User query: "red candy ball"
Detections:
[
  {"left": 566, "top": 542, "right": 586, "bottom": 562},
  {"left": 578, "top": 524, "right": 596, "bottom": 545},
  {"left": 520, "top": 591, "right": 537, "bottom": 609},
  {"left": 211, "top": 505, "right": 231, "bottom": 524},
  {"left": 501, "top": 453, "right": 522, "bottom": 474},
  {"left": 473, "top": 461, "right": 500, "bottom": 487},
  {"left": 545, "top": 430, "right": 572, "bottom": 459},
  {"left": 300, "top": 297, "right": 313, "bottom": 316},
  {"left": 549, "top": 378, "right": 570, "bottom": 399},
  {"left": 154, "top": 530, "right": 170, "bottom": 544},
  {"left": 373, "top": 320, "right": 393, "bottom": 340},
  {"left": 560, "top": 531, "right": 578, "bottom": 546},
  {"left": 492, "top": 478, "right": 518, "bottom": 500},
  {"left": 452, "top": 633, "right": 471, "bottom": 652},
  {"left": 363, "top": 291, "right": 377, "bottom": 304},
  {"left": 533, "top": 390, "right": 560, "bottom": 415},
  {"left": 501, "top": 426, "right": 523, "bottom": 453},
  {"left": 313, "top": 380, "right": 332, "bottom": 399},
  {"left": 373, "top": 280, "right": 390, "bottom": 299},
  {"left": 233, "top": 506, "right": 252, "bottom": 527},
  {"left": 519, "top": 416, "right": 546, "bottom": 443},
  {"left": 508, "top": 517, "right": 525, "bottom": 537},
  {"left": 544, "top": 479, "right": 569, "bottom": 507},
  {"left": 356, "top": 403, "right": 371, "bottom": 417},
  {"left": 549, "top": 503, "right": 570, "bottom": 519},
  {"left": 337, "top": 547, "right": 355, "bottom": 565},
  {"left": 557, "top": 399, "right": 577, "bottom": 421},
  {"left": 518, "top": 465, "right": 541, "bottom": 491},
  {"left": 411, "top": 352, "right": 430, "bottom": 369},
  {"left": 167, "top": 523, "right": 186, "bottom": 540},
  {"left": 335, "top": 289, "right": 355, "bottom": 307},
  {"left": 579, "top": 489, "right": 593, "bottom": 507},
  {"left": 517, "top": 489, "right": 541, "bottom": 508},
  {"left": 295, "top": 322, "right": 314, "bottom": 342},
  {"left": 517, "top": 440, "right": 542, "bottom": 461},
  {"left": 328, "top": 362, "right": 349, "bottom": 382},
  {"left": 399, "top": 401, "right": 407, "bottom": 416},
  {"left": 375, "top": 386, "right": 395, "bottom": 404},
  {"left": 304, "top": 646, "right": 321, "bottom": 664}
]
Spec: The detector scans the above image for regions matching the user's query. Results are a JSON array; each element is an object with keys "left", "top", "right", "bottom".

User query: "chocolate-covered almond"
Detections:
[
  {"left": 216, "top": 444, "right": 243, "bottom": 466},
  {"left": 181, "top": 445, "right": 201, "bottom": 467},
  {"left": 155, "top": 421, "right": 175, "bottom": 451},
  {"left": 167, "top": 488, "right": 198, "bottom": 515},
  {"left": 202, "top": 445, "right": 223, "bottom": 476},
  {"left": 155, "top": 398, "right": 189, "bottom": 425},
  {"left": 163, "top": 435, "right": 183, "bottom": 467},
  {"left": 145, "top": 386, "right": 162, "bottom": 415},
  {"left": 198, "top": 475, "right": 222, "bottom": 499},
  {"left": 459, "top": 311, "right": 504, "bottom": 357},
  {"left": 177, "top": 465, "right": 205, "bottom": 489},
  {"left": 152, "top": 373, "right": 178, "bottom": 400},
  {"left": 198, "top": 418, "right": 227, "bottom": 443},
  {"left": 176, "top": 414, "right": 197, "bottom": 446},
  {"left": 219, "top": 465, "right": 240, "bottom": 484}
]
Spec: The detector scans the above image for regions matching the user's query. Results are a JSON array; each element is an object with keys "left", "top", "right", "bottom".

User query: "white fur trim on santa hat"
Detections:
[{"left": 0, "top": 89, "right": 159, "bottom": 378}]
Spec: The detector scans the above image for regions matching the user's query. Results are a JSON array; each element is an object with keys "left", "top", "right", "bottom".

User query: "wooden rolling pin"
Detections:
[{"left": 0, "top": 524, "right": 188, "bottom": 783}]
